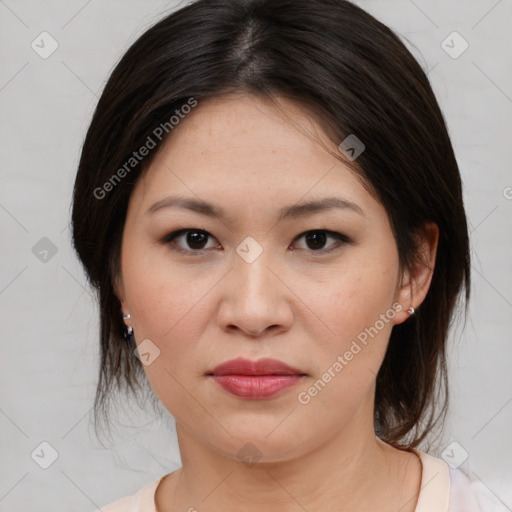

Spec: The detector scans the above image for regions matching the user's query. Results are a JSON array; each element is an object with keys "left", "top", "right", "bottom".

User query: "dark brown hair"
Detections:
[{"left": 71, "top": 0, "right": 470, "bottom": 449}]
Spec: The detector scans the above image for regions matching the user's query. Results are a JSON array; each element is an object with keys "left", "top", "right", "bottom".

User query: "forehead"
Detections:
[
  {"left": 131, "top": 94, "right": 377, "bottom": 218},
  {"left": 161, "top": 94, "right": 338, "bottom": 162}
]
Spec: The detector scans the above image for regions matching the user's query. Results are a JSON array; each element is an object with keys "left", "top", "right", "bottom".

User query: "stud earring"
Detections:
[
  {"left": 407, "top": 306, "right": 415, "bottom": 315},
  {"left": 123, "top": 312, "right": 131, "bottom": 320}
]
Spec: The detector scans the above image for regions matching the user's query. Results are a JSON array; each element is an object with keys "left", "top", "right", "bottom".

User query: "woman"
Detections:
[{"left": 71, "top": 0, "right": 505, "bottom": 510}]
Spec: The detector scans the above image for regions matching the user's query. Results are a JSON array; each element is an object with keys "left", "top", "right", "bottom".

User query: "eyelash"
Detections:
[{"left": 160, "top": 228, "right": 352, "bottom": 256}]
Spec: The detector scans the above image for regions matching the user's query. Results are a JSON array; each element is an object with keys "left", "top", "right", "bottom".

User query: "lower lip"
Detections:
[{"left": 211, "top": 375, "right": 304, "bottom": 399}]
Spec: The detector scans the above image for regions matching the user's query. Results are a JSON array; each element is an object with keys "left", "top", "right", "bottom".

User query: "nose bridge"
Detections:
[
  {"left": 218, "top": 235, "right": 290, "bottom": 336},
  {"left": 233, "top": 235, "right": 275, "bottom": 299}
]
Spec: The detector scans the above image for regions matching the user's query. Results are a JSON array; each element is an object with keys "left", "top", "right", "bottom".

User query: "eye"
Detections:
[
  {"left": 160, "top": 228, "right": 351, "bottom": 256},
  {"left": 161, "top": 229, "right": 219, "bottom": 255},
  {"left": 292, "top": 230, "right": 351, "bottom": 254}
]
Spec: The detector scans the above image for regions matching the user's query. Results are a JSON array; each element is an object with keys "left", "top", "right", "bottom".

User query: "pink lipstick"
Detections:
[{"left": 208, "top": 357, "right": 306, "bottom": 399}]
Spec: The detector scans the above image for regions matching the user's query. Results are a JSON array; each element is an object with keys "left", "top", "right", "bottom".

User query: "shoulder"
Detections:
[
  {"left": 448, "top": 467, "right": 509, "bottom": 512},
  {"left": 414, "top": 450, "right": 508, "bottom": 512},
  {"left": 91, "top": 478, "right": 161, "bottom": 512}
]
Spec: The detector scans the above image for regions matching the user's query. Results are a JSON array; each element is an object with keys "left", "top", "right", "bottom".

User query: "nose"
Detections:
[{"left": 216, "top": 246, "right": 293, "bottom": 338}]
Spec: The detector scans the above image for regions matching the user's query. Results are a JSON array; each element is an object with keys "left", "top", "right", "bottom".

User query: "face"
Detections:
[{"left": 116, "top": 93, "right": 418, "bottom": 463}]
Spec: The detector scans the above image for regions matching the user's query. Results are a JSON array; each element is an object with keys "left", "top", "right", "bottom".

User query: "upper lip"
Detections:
[{"left": 209, "top": 357, "right": 306, "bottom": 376}]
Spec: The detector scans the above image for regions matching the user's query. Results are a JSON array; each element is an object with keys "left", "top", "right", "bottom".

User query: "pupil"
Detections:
[
  {"left": 188, "top": 231, "right": 207, "bottom": 249},
  {"left": 306, "top": 231, "right": 326, "bottom": 250}
]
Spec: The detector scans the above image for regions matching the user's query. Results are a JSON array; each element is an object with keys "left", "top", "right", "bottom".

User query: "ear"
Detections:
[{"left": 393, "top": 222, "right": 439, "bottom": 325}]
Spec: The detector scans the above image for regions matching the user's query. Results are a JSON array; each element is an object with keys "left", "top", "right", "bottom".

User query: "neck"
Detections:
[{"left": 157, "top": 420, "right": 420, "bottom": 512}]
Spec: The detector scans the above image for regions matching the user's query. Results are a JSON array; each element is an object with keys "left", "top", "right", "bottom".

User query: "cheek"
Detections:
[
  {"left": 121, "top": 249, "right": 214, "bottom": 419},
  {"left": 308, "top": 257, "right": 398, "bottom": 338},
  {"left": 294, "top": 270, "right": 397, "bottom": 425},
  {"left": 122, "top": 237, "right": 213, "bottom": 340},
  {"left": 299, "top": 252, "right": 399, "bottom": 386}
]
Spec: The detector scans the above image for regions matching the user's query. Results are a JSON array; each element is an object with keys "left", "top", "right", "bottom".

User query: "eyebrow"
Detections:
[{"left": 146, "top": 195, "right": 365, "bottom": 221}]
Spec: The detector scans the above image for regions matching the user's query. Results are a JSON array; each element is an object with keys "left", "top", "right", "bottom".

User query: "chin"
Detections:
[{"left": 200, "top": 424, "right": 314, "bottom": 465}]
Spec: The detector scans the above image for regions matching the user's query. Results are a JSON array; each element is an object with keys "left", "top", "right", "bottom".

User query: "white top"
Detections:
[{"left": 94, "top": 451, "right": 508, "bottom": 512}]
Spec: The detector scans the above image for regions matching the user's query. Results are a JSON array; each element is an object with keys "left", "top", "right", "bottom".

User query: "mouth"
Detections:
[{"left": 207, "top": 357, "right": 307, "bottom": 399}]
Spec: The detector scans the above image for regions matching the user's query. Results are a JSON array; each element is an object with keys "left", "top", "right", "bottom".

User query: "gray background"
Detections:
[{"left": 1, "top": 1, "right": 511, "bottom": 511}]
